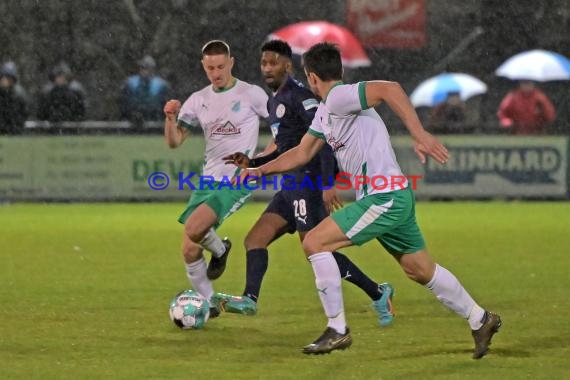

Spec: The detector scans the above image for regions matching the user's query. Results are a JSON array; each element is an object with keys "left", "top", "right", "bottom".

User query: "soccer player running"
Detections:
[
  {"left": 238, "top": 43, "right": 501, "bottom": 358},
  {"left": 220, "top": 40, "right": 395, "bottom": 326},
  {"left": 163, "top": 40, "right": 269, "bottom": 317}
]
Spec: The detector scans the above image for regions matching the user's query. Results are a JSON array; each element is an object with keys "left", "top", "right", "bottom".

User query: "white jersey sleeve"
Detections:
[
  {"left": 177, "top": 94, "right": 200, "bottom": 129},
  {"left": 326, "top": 82, "right": 370, "bottom": 116},
  {"left": 249, "top": 85, "right": 269, "bottom": 118},
  {"left": 307, "top": 106, "right": 326, "bottom": 140}
]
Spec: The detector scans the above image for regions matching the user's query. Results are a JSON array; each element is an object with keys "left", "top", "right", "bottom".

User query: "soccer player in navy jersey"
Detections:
[{"left": 219, "top": 40, "right": 395, "bottom": 326}]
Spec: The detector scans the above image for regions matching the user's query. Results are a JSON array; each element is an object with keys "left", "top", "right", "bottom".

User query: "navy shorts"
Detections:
[{"left": 264, "top": 186, "right": 328, "bottom": 233}]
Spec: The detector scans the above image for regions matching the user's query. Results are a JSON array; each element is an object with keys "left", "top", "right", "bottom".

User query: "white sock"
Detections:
[
  {"left": 185, "top": 257, "right": 214, "bottom": 301},
  {"left": 426, "top": 264, "right": 486, "bottom": 330},
  {"left": 468, "top": 303, "right": 486, "bottom": 331},
  {"left": 200, "top": 228, "right": 226, "bottom": 258},
  {"left": 309, "top": 252, "right": 346, "bottom": 334}
]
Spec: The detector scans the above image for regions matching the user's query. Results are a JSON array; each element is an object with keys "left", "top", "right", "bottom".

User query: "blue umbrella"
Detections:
[
  {"left": 495, "top": 50, "right": 570, "bottom": 82},
  {"left": 410, "top": 73, "right": 487, "bottom": 107}
]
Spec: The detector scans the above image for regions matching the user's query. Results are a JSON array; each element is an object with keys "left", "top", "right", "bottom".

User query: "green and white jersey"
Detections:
[
  {"left": 308, "top": 82, "right": 406, "bottom": 199},
  {"left": 178, "top": 79, "right": 269, "bottom": 181}
]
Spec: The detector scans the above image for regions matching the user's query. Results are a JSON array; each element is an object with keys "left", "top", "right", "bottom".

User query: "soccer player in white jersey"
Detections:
[
  {"left": 238, "top": 43, "right": 501, "bottom": 358},
  {"left": 163, "top": 40, "right": 269, "bottom": 317}
]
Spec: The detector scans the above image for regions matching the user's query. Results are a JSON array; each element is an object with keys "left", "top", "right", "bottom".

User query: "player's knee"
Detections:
[
  {"left": 403, "top": 268, "right": 423, "bottom": 284},
  {"left": 302, "top": 232, "right": 322, "bottom": 255},
  {"left": 184, "top": 223, "right": 204, "bottom": 243},
  {"left": 402, "top": 263, "right": 433, "bottom": 285},
  {"left": 244, "top": 234, "right": 261, "bottom": 250},
  {"left": 244, "top": 228, "right": 270, "bottom": 250}
]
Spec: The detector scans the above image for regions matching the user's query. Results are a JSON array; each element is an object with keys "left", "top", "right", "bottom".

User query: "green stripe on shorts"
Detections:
[{"left": 331, "top": 187, "right": 425, "bottom": 254}]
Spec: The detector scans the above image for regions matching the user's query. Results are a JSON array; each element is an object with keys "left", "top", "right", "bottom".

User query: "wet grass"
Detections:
[{"left": 1, "top": 201, "right": 569, "bottom": 379}]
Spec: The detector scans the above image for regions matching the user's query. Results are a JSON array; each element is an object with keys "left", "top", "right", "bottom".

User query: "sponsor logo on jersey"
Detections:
[
  {"left": 302, "top": 98, "right": 319, "bottom": 110},
  {"left": 210, "top": 121, "right": 241, "bottom": 136},
  {"left": 270, "top": 122, "right": 280, "bottom": 138},
  {"left": 326, "top": 135, "right": 347, "bottom": 153},
  {"left": 276, "top": 104, "right": 286, "bottom": 118}
]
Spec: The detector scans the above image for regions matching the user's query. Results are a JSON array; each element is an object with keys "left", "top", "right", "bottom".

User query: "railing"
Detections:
[
  {"left": 20, "top": 120, "right": 175, "bottom": 135},
  {"left": 16, "top": 120, "right": 569, "bottom": 136}
]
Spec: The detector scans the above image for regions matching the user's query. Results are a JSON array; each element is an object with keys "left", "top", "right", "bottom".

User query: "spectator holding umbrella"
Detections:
[
  {"left": 429, "top": 91, "right": 467, "bottom": 133},
  {"left": 497, "top": 81, "right": 556, "bottom": 135},
  {"left": 495, "top": 49, "right": 570, "bottom": 135},
  {"left": 410, "top": 73, "right": 487, "bottom": 134}
]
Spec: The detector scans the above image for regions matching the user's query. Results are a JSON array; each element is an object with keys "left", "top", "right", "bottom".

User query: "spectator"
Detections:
[
  {"left": 119, "top": 55, "right": 170, "bottom": 125},
  {"left": 37, "top": 62, "right": 86, "bottom": 122},
  {"left": 497, "top": 81, "right": 556, "bottom": 135},
  {"left": 2, "top": 61, "right": 28, "bottom": 100},
  {"left": 0, "top": 61, "right": 28, "bottom": 134},
  {"left": 428, "top": 91, "right": 466, "bottom": 133}
]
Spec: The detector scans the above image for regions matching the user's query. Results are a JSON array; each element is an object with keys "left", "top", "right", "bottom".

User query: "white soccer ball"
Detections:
[{"left": 169, "top": 290, "right": 210, "bottom": 329}]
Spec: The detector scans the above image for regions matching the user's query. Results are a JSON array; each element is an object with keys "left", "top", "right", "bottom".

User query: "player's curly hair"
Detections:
[{"left": 261, "top": 40, "right": 292, "bottom": 59}]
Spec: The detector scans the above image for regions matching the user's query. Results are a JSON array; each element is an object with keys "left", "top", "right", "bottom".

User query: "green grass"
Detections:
[{"left": 1, "top": 202, "right": 569, "bottom": 379}]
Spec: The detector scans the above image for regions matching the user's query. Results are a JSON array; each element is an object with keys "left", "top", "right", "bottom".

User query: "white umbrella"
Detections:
[
  {"left": 495, "top": 49, "right": 570, "bottom": 82},
  {"left": 410, "top": 73, "right": 487, "bottom": 107}
]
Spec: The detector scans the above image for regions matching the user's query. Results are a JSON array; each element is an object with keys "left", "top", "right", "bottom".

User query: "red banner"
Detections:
[{"left": 347, "top": 0, "right": 426, "bottom": 48}]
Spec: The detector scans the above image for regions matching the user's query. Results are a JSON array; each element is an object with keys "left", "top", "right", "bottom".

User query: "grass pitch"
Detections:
[{"left": 1, "top": 201, "right": 569, "bottom": 379}]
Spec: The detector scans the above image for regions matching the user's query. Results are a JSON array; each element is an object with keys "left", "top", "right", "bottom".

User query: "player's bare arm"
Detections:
[
  {"left": 364, "top": 81, "right": 449, "bottom": 164},
  {"left": 238, "top": 133, "right": 324, "bottom": 182},
  {"left": 163, "top": 99, "right": 189, "bottom": 148}
]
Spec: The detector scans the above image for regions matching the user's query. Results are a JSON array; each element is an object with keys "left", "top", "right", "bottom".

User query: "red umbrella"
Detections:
[{"left": 267, "top": 21, "right": 372, "bottom": 68}]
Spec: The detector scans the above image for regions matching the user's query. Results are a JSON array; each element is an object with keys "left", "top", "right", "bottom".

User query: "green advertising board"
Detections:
[
  {"left": 0, "top": 135, "right": 567, "bottom": 201},
  {"left": 0, "top": 136, "right": 207, "bottom": 200},
  {"left": 392, "top": 136, "right": 569, "bottom": 198}
]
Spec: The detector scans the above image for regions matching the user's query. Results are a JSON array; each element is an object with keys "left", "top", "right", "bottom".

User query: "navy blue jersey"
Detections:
[{"left": 267, "top": 76, "right": 334, "bottom": 183}]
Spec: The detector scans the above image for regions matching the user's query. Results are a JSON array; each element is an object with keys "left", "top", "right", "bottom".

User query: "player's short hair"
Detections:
[
  {"left": 261, "top": 40, "right": 292, "bottom": 59},
  {"left": 201, "top": 40, "right": 231, "bottom": 56},
  {"left": 303, "top": 43, "right": 343, "bottom": 81}
]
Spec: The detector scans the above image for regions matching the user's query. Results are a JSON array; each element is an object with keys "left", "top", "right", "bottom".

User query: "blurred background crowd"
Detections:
[{"left": 0, "top": 0, "right": 568, "bottom": 135}]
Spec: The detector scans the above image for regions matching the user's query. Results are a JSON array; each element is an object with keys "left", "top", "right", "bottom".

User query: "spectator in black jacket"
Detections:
[
  {"left": 37, "top": 62, "right": 86, "bottom": 123},
  {"left": 0, "top": 61, "right": 28, "bottom": 134}
]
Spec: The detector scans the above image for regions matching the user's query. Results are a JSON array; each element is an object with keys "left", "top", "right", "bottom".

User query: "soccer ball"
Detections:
[{"left": 169, "top": 290, "right": 210, "bottom": 329}]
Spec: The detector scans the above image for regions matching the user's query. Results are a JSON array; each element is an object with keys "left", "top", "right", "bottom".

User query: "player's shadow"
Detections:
[
  {"left": 138, "top": 325, "right": 293, "bottom": 349},
  {"left": 380, "top": 334, "right": 568, "bottom": 360},
  {"left": 492, "top": 334, "right": 569, "bottom": 358}
]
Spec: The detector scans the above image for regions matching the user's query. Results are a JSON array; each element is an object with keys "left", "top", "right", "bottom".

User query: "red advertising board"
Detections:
[{"left": 347, "top": 0, "right": 426, "bottom": 48}]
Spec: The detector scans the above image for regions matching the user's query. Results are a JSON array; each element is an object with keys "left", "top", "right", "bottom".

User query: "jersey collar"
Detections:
[
  {"left": 323, "top": 81, "right": 344, "bottom": 103},
  {"left": 272, "top": 74, "right": 292, "bottom": 96},
  {"left": 213, "top": 77, "right": 238, "bottom": 93}
]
